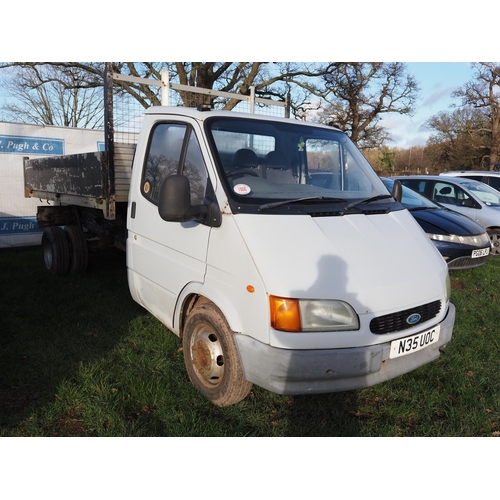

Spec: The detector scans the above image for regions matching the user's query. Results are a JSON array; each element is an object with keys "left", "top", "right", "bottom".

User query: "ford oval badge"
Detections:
[{"left": 407, "top": 313, "right": 421, "bottom": 325}]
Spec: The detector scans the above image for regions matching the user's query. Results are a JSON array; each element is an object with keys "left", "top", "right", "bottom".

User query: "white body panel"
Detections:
[{"left": 230, "top": 210, "right": 448, "bottom": 349}]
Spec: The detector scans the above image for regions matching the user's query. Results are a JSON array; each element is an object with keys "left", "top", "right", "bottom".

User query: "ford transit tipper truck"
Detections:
[{"left": 24, "top": 77, "right": 455, "bottom": 406}]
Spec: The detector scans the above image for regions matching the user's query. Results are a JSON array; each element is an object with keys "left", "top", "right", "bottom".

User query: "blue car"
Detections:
[{"left": 381, "top": 177, "right": 490, "bottom": 270}]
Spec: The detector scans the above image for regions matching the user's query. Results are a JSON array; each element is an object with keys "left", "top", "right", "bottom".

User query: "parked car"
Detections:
[
  {"left": 381, "top": 178, "right": 490, "bottom": 269},
  {"left": 440, "top": 171, "right": 500, "bottom": 193},
  {"left": 391, "top": 175, "right": 500, "bottom": 255}
]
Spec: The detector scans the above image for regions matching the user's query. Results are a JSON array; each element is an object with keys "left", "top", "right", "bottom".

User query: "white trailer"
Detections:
[{"left": 0, "top": 122, "right": 105, "bottom": 248}]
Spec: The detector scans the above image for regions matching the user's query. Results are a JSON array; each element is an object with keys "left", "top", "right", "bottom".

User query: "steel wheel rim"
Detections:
[{"left": 190, "top": 325, "right": 224, "bottom": 386}]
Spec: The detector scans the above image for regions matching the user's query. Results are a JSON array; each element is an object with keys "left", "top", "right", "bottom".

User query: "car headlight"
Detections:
[
  {"left": 427, "top": 232, "right": 490, "bottom": 246},
  {"left": 270, "top": 296, "right": 359, "bottom": 332}
]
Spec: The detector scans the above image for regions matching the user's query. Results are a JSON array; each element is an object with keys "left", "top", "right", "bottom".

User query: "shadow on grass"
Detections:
[
  {"left": 0, "top": 246, "right": 367, "bottom": 437},
  {"left": 0, "top": 246, "right": 145, "bottom": 432}
]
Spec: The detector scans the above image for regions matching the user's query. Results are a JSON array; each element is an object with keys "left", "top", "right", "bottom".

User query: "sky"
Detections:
[
  {"left": 382, "top": 62, "right": 476, "bottom": 149},
  {"left": 0, "top": 3, "right": 490, "bottom": 152}
]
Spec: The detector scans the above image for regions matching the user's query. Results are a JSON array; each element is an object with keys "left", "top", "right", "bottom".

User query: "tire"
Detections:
[
  {"left": 41, "top": 226, "right": 70, "bottom": 276},
  {"left": 64, "top": 225, "right": 89, "bottom": 274},
  {"left": 182, "top": 302, "right": 253, "bottom": 406},
  {"left": 488, "top": 228, "right": 500, "bottom": 256}
]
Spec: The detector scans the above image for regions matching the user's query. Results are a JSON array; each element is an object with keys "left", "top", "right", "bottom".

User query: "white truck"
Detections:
[{"left": 23, "top": 73, "right": 455, "bottom": 406}]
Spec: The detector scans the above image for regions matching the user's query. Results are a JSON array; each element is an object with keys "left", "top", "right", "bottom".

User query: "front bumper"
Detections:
[
  {"left": 234, "top": 303, "right": 455, "bottom": 395},
  {"left": 433, "top": 241, "right": 490, "bottom": 270}
]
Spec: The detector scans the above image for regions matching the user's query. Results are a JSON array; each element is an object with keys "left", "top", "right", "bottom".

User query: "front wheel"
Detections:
[
  {"left": 182, "top": 302, "right": 253, "bottom": 406},
  {"left": 487, "top": 228, "right": 500, "bottom": 256}
]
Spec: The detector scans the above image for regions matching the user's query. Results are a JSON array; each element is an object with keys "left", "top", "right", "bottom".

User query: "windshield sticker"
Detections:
[
  {"left": 234, "top": 184, "right": 252, "bottom": 195},
  {"left": 297, "top": 137, "right": 305, "bottom": 152}
]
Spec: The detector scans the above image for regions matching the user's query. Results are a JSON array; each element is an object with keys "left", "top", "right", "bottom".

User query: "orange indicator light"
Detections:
[{"left": 269, "top": 295, "right": 301, "bottom": 332}]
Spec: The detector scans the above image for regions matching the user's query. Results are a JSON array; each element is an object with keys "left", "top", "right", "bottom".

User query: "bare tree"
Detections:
[
  {"left": 168, "top": 62, "right": 327, "bottom": 111},
  {"left": 452, "top": 62, "right": 500, "bottom": 169},
  {"left": 0, "top": 64, "right": 103, "bottom": 127},
  {"left": 0, "top": 62, "right": 330, "bottom": 125},
  {"left": 312, "top": 62, "right": 419, "bottom": 149}
]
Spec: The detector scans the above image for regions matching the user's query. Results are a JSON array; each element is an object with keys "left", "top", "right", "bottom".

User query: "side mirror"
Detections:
[
  {"left": 158, "top": 174, "right": 221, "bottom": 227},
  {"left": 391, "top": 179, "right": 403, "bottom": 203},
  {"left": 461, "top": 198, "right": 476, "bottom": 208}
]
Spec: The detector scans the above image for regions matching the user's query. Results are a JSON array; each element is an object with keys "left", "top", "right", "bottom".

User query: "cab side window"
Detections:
[{"left": 142, "top": 123, "right": 208, "bottom": 206}]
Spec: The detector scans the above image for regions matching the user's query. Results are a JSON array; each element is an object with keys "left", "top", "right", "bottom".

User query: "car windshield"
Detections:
[
  {"left": 206, "top": 117, "right": 392, "bottom": 213},
  {"left": 462, "top": 181, "right": 500, "bottom": 206},
  {"left": 382, "top": 178, "right": 438, "bottom": 210}
]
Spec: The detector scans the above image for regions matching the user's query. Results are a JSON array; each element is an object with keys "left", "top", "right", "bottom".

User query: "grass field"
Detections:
[{"left": 1, "top": 246, "right": 499, "bottom": 437}]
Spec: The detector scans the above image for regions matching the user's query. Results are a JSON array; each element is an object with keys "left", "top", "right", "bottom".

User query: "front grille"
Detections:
[
  {"left": 370, "top": 300, "right": 442, "bottom": 334},
  {"left": 448, "top": 255, "right": 489, "bottom": 270}
]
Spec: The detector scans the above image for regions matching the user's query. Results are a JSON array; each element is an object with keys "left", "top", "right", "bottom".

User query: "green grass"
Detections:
[{"left": 1, "top": 246, "right": 499, "bottom": 436}]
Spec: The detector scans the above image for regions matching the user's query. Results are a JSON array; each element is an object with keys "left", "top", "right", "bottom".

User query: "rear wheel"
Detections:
[
  {"left": 182, "top": 302, "right": 253, "bottom": 406},
  {"left": 487, "top": 228, "right": 500, "bottom": 256},
  {"left": 41, "top": 226, "right": 70, "bottom": 276},
  {"left": 64, "top": 225, "right": 88, "bottom": 274}
]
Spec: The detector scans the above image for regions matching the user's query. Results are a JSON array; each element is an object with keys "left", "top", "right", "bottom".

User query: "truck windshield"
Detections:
[{"left": 206, "top": 116, "right": 392, "bottom": 214}]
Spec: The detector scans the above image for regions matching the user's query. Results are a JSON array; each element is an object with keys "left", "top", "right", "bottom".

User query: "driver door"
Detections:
[{"left": 127, "top": 120, "right": 212, "bottom": 330}]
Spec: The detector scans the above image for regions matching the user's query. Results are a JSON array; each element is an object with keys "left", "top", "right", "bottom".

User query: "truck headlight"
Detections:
[{"left": 270, "top": 296, "right": 359, "bottom": 332}]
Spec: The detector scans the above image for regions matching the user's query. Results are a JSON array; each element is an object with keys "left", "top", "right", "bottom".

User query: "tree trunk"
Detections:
[{"left": 489, "top": 101, "right": 499, "bottom": 169}]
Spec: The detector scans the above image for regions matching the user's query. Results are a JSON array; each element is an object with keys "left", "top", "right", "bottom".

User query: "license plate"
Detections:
[
  {"left": 472, "top": 248, "right": 490, "bottom": 258},
  {"left": 390, "top": 326, "right": 440, "bottom": 359}
]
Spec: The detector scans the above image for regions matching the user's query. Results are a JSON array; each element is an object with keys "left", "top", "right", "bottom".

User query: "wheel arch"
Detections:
[{"left": 175, "top": 284, "right": 245, "bottom": 338}]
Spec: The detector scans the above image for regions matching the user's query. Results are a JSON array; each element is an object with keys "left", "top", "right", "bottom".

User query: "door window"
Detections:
[
  {"left": 402, "top": 179, "right": 427, "bottom": 196},
  {"left": 486, "top": 177, "right": 500, "bottom": 192},
  {"left": 142, "top": 123, "right": 208, "bottom": 205},
  {"left": 433, "top": 182, "right": 471, "bottom": 206}
]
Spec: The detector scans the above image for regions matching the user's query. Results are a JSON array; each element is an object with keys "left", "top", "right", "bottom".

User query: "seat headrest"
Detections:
[
  {"left": 265, "top": 150, "right": 287, "bottom": 169},
  {"left": 232, "top": 149, "right": 259, "bottom": 168}
]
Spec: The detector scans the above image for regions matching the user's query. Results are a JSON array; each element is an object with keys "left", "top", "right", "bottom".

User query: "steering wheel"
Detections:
[{"left": 226, "top": 169, "right": 260, "bottom": 179}]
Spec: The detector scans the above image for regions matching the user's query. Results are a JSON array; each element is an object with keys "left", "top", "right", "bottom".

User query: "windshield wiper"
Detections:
[
  {"left": 344, "top": 194, "right": 393, "bottom": 211},
  {"left": 258, "top": 196, "right": 346, "bottom": 212}
]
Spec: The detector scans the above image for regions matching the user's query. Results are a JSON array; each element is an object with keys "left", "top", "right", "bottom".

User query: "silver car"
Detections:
[
  {"left": 440, "top": 171, "right": 500, "bottom": 193},
  {"left": 391, "top": 175, "right": 500, "bottom": 255}
]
